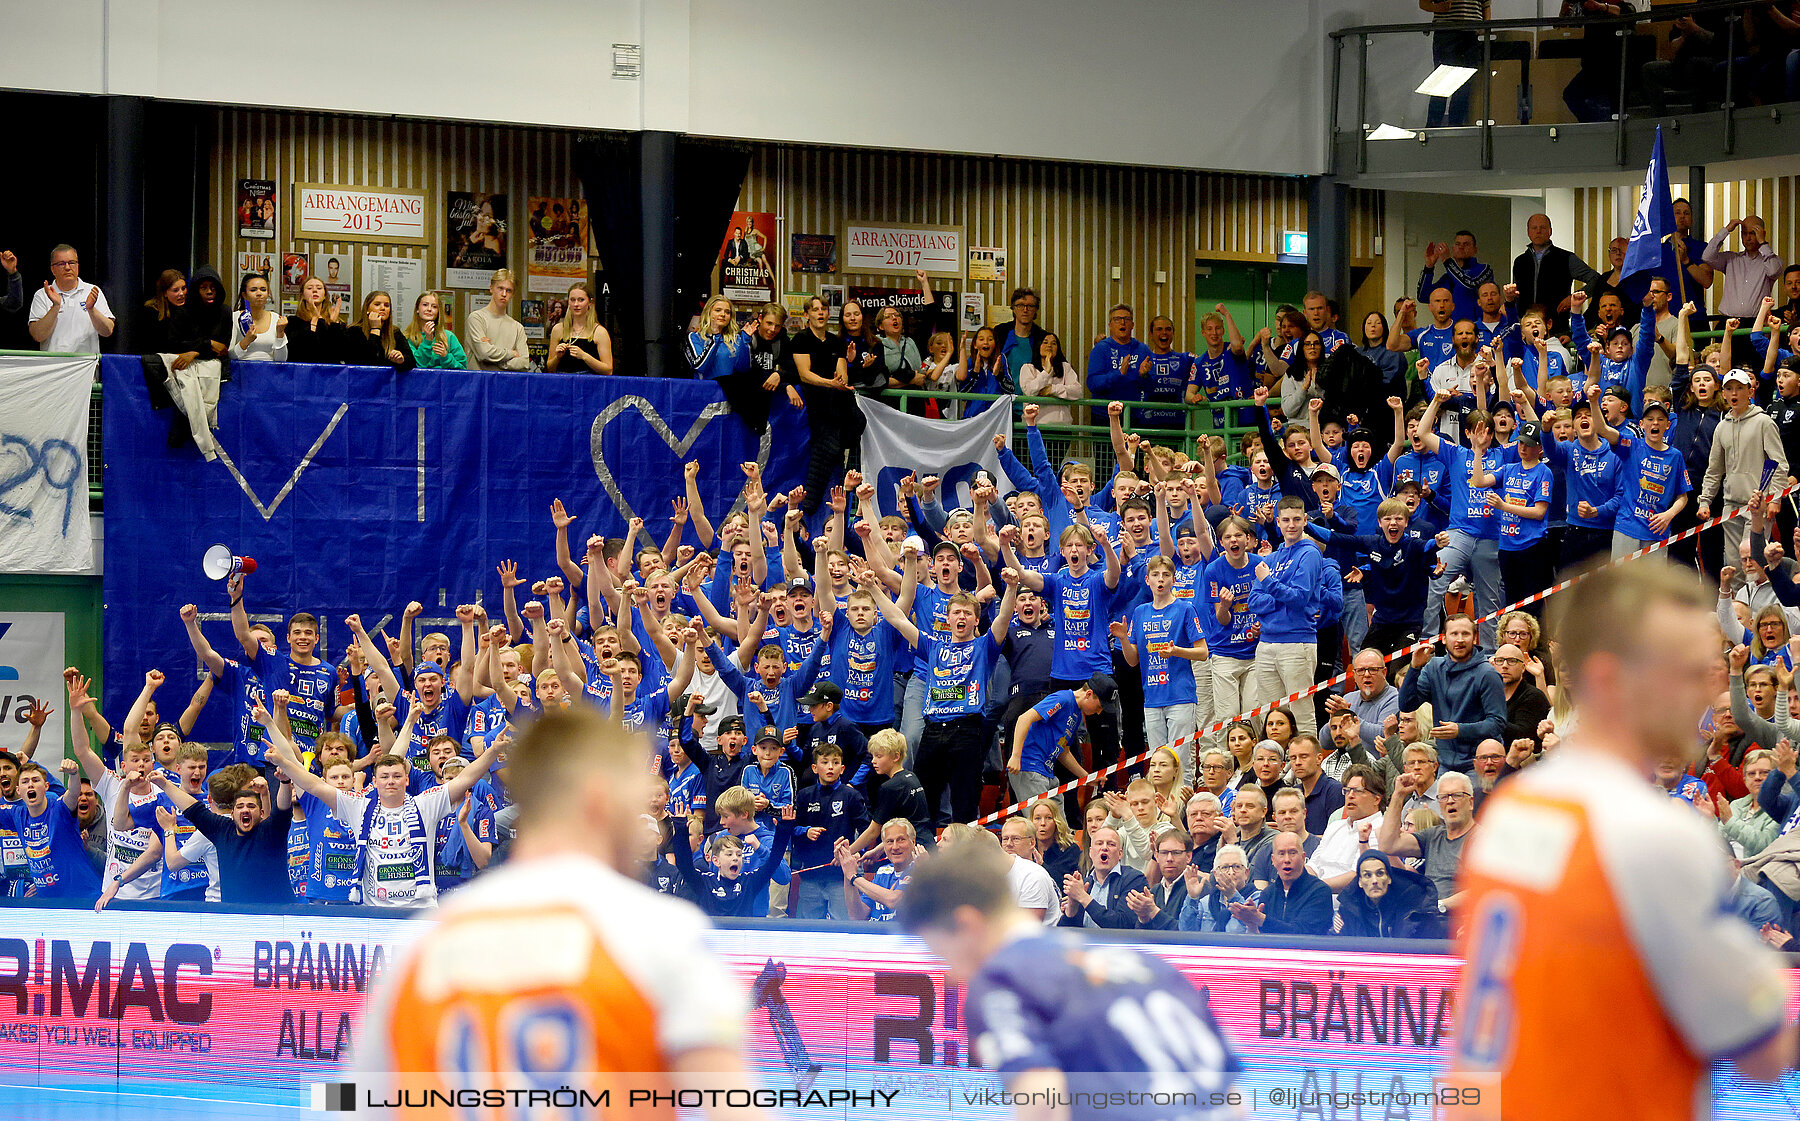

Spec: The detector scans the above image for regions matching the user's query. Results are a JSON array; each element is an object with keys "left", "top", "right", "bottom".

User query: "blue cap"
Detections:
[{"left": 415, "top": 661, "right": 447, "bottom": 678}]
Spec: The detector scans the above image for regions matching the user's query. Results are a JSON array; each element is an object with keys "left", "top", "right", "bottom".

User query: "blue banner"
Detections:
[{"left": 100, "top": 357, "right": 806, "bottom": 742}]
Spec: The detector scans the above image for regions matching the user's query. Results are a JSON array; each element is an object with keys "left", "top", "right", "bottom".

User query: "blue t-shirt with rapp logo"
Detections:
[
  {"left": 1042, "top": 567, "right": 1113, "bottom": 680},
  {"left": 1020, "top": 690, "right": 1087, "bottom": 777},
  {"left": 0, "top": 800, "right": 99, "bottom": 899},
  {"left": 1613, "top": 434, "right": 1691, "bottom": 541},
  {"left": 918, "top": 633, "right": 1001, "bottom": 719},
  {"left": 826, "top": 613, "right": 907, "bottom": 725},
  {"left": 1204, "top": 555, "right": 1258, "bottom": 661},
  {"left": 1493, "top": 461, "right": 1554, "bottom": 550},
  {"left": 1128, "top": 600, "right": 1202, "bottom": 708},
  {"left": 1435, "top": 441, "right": 1505, "bottom": 540},
  {"left": 249, "top": 647, "right": 336, "bottom": 751}
]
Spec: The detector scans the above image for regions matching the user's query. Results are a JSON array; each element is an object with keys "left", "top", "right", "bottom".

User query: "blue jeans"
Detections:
[
  {"left": 1426, "top": 529, "right": 1500, "bottom": 649},
  {"left": 792, "top": 872, "right": 846, "bottom": 920},
  {"left": 1339, "top": 583, "right": 1369, "bottom": 665},
  {"left": 900, "top": 672, "right": 927, "bottom": 756}
]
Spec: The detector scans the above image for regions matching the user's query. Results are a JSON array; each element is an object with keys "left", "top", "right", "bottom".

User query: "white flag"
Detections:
[
  {"left": 855, "top": 394, "right": 1033, "bottom": 513},
  {"left": 0, "top": 355, "right": 96, "bottom": 573}
]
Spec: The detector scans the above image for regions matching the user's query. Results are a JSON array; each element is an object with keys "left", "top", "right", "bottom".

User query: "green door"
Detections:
[{"left": 1195, "top": 260, "right": 1309, "bottom": 342}]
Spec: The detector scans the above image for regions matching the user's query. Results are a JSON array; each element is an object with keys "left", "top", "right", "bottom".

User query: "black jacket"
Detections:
[
  {"left": 1259, "top": 870, "right": 1334, "bottom": 936},
  {"left": 1337, "top": 861, "right": 1446, "bottom": 939},
  {"left": 1058, "top": 863, "right": 1148, "bottom": 929},
  {"left": 1135, "top": 879, "right": 1184, "bottom": 931}
]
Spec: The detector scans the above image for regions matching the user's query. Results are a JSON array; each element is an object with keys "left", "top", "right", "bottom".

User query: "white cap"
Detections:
[
  {"left": 1722, "top": 368, "right": 1755, "bottom": 387},
  {"left": 901, "top": 534, "right": 925, "bottom": 554}
]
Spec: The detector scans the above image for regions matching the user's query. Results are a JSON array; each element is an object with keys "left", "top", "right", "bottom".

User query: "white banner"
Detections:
[
  {"left": 0, "top": 611, "right": 64, "bottom": 757},
  {"left": 855, "top": 394, "right": 1031, "bottom": 513},
  {"left": 0, "top": 355, "right": 95, "bottom": 573}
]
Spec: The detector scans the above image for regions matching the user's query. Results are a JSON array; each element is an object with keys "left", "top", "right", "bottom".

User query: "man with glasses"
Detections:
[
  {"left": 1309, "top": 763, "right": 1388, "bottom": 891},
  {"left": 1086, "top": 304, "right": 1154, "bottom": 406},
  {"left": 1177, "top": 842, "right": 1260, "bottom": 934},
  {"left": 1124, "top": 831, "right": 1193, "bottom": 931},
  {"left": 1705, "top": 216, "right": 1786, "bottom": 322},
  {"left": 1326, "top": 648, "right": 1400, "bottom": 750},
  {"left": 1492, "top": 643, "right": 1550, "bottom": 749},
  {"left": 992, "top": 286, "right": 1047, "bottom": 391},
  {"left": 27, "top": 244, "right": 113, "bottom": 353},
  {"left": 1379, "top": 769, "right": 1476, "bottom": 912}
]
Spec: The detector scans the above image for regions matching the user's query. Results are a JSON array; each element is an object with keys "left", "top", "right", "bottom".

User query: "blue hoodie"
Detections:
[
  {"left": 1244, "top": 535, "right": 1324, "bottom": 644},
  {"left": 1397, "top": 651, "right": 1507, "bottom": 770}
]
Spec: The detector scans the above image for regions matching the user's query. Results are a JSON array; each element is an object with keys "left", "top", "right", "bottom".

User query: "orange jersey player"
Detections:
[
  {"left": 354, "top": 710, "right": 763, "bottom": 1120},
  {"left": 1447, "top": 562, "right": 1794, "bottom": 1121}
]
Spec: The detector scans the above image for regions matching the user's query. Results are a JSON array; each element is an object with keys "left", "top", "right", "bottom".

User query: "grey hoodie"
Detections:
[{"left": 1702, "top": 402, "right": 1788, "bottom": 507}]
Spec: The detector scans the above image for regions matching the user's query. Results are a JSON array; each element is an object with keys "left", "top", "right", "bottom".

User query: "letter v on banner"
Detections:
[{"left": 1623, "top": 126, "right": 1676, "bottom": 281}]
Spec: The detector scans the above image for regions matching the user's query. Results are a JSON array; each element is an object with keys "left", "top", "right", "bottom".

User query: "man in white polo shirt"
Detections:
[{"left": 27, "top": 244, "right": 114, "bottom": 353}]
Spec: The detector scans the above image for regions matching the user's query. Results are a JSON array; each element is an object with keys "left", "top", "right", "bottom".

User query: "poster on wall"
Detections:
[
  {"left": 717, "top": 210, "right": 778, "bottom": 304},
  {"left": 0, "top": 612, "right": 65, "bottom": 757},
  {"left": 960, "top": 292, "right": 985, "bottom": 333},
  {"left": 782, "top": 291, "right": 811, "bottom": 332},
  {"left": 967, "top": 245, "right": 1007, "bottom": 283},
  {"left": 234, "top": 251, "right": 276, "bottom": 300},
  {"left": 841, "top": 221, "right": 963, "bottom": 279},
  {"left": 237, "top": 180, "right": 276, "bottom": 241},
  {"left": 361, "top": 255, "right": 426, "bottom": 332},
  {"left": 525, "top": 196, "right": 588, "bottom": 294},
  {"left": 791, "top": 233, "right": 836, "bottom": 273},
  {"left": 445, "top": 191, "right": 508, "bottom": 288},
  {"left": 818, "top": 283, "right": 846, "bottom": 325},
  {"left": 311, "top": 252, "right": 354, "bottom": 318},
  {"left": 279, "top": 253, "right": 309, "bottom": 314},
  {"left": 521, "top": 299, "right": 547, "bottom": 342}
]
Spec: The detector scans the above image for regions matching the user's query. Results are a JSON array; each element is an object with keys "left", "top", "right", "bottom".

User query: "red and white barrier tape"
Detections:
[{"left": 971, "top": 485, "right": 1791, "bottom": 826}]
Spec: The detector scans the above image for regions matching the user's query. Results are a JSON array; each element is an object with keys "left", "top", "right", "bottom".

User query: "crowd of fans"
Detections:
[{"left": 3, "top": 199, "right": 1799, "bottom": 946}]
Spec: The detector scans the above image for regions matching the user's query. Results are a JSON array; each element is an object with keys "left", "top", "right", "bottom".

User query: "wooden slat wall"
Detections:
[
  {"left": 735, "top": 144, "right": 1384, "bottom": 356},
  {"left": 207, "top": 109, "right": 588, "bottom": 314}
]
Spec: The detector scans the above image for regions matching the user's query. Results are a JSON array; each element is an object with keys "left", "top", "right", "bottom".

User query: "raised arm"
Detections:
[
  {"left": 228, "top": 572, "right": 258, "bottom": 660},
  {"left": 442, "top": 739, "right": 503, "bottom": 804},
  {"left": 550, "top": 499, "right": 585, "bottom": 588},
  {"left": 683, "top": 461, "right": 716, "bottom": 551},
  {"left": 857, "top": 567, "right": 921, "bottom": 646},
  {"left": 179, "top": 603, "right": 228, "bottom": 677},
  {"left": 347, "top": 614, "right": 403, "bottom": 704},
  {"left": 397, "top": 601, "right": 421, "bottom": 675},
  {"left": 123, "top": 670, "right": 163, "bottom": 749}
]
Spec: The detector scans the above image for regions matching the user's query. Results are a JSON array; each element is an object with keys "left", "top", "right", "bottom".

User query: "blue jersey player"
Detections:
[{"left": 900, "top": 848, "right": 1241, "bottom": 1121}]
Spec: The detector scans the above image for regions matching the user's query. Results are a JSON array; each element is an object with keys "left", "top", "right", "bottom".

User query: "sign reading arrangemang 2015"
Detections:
[{"left": 99, "top": 357, "right": 807, "bottom": 743}]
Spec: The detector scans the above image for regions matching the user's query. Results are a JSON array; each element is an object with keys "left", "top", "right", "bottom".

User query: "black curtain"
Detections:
[{"left": 572, "top": 134, "right": 751, "bottom": 378}]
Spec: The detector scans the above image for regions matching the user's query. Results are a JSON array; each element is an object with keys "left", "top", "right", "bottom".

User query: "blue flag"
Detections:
[{"left": 1623, "top": 126, "right": 1676, "bottom": 280}]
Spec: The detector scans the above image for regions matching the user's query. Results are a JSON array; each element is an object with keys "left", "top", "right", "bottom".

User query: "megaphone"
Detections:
[{"left": 203, "top": 544, "right": 258, "bottom": 581}]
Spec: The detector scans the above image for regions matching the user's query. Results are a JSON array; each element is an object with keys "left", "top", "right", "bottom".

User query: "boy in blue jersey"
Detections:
[
  {"left": 791, "top": 742, "right": 869, "bottom": 920},
  {"left": 1248, "top": 497, "right": 1326, "bottom": 741},
  {"left": 0, "top": 758, "right": 98, "bottom": 901},
  {"left": 1415, "top": 384, "right": 1506, "bottom": 648},
  {"left": 1187, "top": 304, "right": 1254, "bottom": 426},
  {"left": 1007, "top": 677, "right": 1106, "bottom": 810},
  {"left": 290, "top": 755, "right": 360, "bottom": 904},
  {"left": 346, "top": 610, "right": 478, "bottom": 767},
  {"left": 1020, "top": 401, "right": 1107, "bottom": 538},
  {"left": 230, "top": 571, "right": 335, "bottom": 756},
  {"left": 1205, "top": 516, "right": 1261, "bottom": 743},
  {"left": 1115, "top": 556, "right": 1207, "bottom": 766},
  {"left": 1388, "top": 403, "right": 1452, "bottom": 536},
  {"left": 864, "top": 559, "right": 1018, "bottom": 828},
  {"left": 899, "top": 846, "right": 1240, "bottom": 1121},
  {"left": 1473, "top": 421, "right": 1556, "bottom": 620},
  {"left": 1570, "top": 290, "right": 1659, "bottom": 405},
  {"left": 181, "top": 602, "right": 274, "bottom": 769},
  {"left": 739, "top": 726, "right": 797, "bottom": 832},
  {"left": 590, "top": 621, "right": 701, "bottom": 738},
  {"left": 1593, "top": 387, "right": 1693, "bottom": 559},
  {"left": 1007, "top": 504, "right": 1123, "bottom": 776},
  {"left": 1309, "top": 497, "right": 1441, "bottom": 656},
  {"left": 1139, "top": 315, "right": 1195, "bottom": 429}
]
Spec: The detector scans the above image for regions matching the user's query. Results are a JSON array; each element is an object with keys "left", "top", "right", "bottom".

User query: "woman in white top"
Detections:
[
  {"left": 1018, "top": 331, "right": 1082, "bottom": 425},
  {"left": 229, "top": 273, "right": 288, "bottom": 362}
]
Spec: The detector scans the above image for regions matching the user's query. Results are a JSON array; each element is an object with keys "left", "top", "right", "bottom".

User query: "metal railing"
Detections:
[
  {"left": 1331, "top": 0, "right": 1781, "bottom": 171},
  {"left": 879, "top": 389, "right": 1261, "bottom": 468}
]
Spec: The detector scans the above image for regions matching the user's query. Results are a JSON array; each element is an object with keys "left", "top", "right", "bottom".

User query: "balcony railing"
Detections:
[{"left": 1330, "top": 0, "right": 1795, "bottom": 174}]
